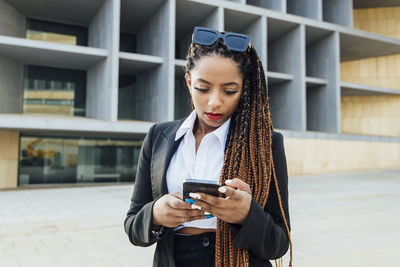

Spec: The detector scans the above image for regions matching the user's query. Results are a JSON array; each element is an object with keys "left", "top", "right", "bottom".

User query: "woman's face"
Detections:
[{"left": 185, "top": 54, "right": 243, "bottom": 132}]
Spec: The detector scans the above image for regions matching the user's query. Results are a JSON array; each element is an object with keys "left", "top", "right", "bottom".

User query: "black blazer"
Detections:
[{"left": 124, "top": 118, "right": 291, "bottom": 267}]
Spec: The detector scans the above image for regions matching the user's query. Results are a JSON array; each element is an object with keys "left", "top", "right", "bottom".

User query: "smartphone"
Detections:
[{"left": 183, "top": 178, "right": 221, "bottom": 197}]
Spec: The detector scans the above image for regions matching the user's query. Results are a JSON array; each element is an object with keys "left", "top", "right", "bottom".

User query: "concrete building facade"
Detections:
[{"left": 0, "top": 0, "right": 400, "bottom": 189}]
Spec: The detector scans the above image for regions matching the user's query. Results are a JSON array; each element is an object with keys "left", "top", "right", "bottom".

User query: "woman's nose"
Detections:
[{"left": 208, "top": 92, "right": 222, "bottom": 108}]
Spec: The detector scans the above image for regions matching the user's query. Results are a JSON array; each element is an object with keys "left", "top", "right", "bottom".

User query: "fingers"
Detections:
[
  {"left": 168, "top": 193, "right": 191, "bottom": 210},
  {"left": 190, "top": 192, "right": 223, "bottom": 207},
  {"left": 225, "top": 178, "right": 251, "bottom": 194},
  {"left": 171, "top": 192, "right": 184, "bottom": 200},
  {"left": 218, "top": 186, "right": 239, "bottom": 200},
  {"left": 173, "top": 208, "right": 205, "bottom": 218}
]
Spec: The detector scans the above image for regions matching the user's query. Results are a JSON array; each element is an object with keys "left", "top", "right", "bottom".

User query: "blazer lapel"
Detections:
[{"left": 151, "top": 119, "right": 185, "bottom": 198}]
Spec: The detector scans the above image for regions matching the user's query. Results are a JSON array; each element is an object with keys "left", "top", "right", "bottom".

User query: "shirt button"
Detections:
[{"left": 202, "top": 236, "right": 210, "bottom": 247}]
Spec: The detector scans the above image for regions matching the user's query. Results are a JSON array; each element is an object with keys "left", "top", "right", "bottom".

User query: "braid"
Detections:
[{"left": 185, "top": 39, "right": 293, "bottom": 267}]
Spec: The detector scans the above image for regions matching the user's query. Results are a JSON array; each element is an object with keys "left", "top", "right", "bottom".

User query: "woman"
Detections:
[{"left": 124, "top": 26, "right": 292, "bottom": 267}]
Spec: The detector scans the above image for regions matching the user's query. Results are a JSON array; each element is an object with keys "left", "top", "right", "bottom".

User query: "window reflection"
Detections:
[
  {"left": 26, "top": 30, "right": 78, "bottom": 45},
  {"left": 25, "top": 18, "right": 88, "bottom": 46},
  {"left": 19, "top": 135, "right": 143, "bottom": 185},
  {"left": 23, "top": 65, "right": 86, "bottom": 116}
]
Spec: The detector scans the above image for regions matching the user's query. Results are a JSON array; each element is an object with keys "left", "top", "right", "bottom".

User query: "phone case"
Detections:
[{"left": 183, "top": 179, "right": 220, "bottom": 197}]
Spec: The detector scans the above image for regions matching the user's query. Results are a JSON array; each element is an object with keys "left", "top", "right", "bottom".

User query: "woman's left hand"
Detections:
[{"left": 190, "top": 178, "right": 252, "bottom": 225}]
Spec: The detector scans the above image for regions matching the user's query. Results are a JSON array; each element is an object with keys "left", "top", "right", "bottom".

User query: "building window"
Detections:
[
  {"left": 25, "top": 18, "right": 88, "bottom": 46},
  {"left": 23, "top": 65, "right": 86, "bottom": 117},
  {"left": 120, "top": 32, "right": 137, "bottom": 53},
  {"left": 18, "top": 135, "right": 143, "bottom": 185},
  {"left": 118, "top": 74, "right": 136, "bottom": 120}
]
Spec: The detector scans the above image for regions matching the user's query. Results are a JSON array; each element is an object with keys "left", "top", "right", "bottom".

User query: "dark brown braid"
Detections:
[{"left": 185, "top": 39, "right": 293, "bottom": 267}]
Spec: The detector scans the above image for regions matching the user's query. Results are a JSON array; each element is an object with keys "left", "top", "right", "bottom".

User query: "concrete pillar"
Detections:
[
  {"left": 86, "top": 0, "right": 120, "bottom": 121},
  {"left": 0, "top": 0, "right": 25, "bottom": 114}
]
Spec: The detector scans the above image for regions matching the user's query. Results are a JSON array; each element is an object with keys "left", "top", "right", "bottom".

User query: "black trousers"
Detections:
[{"left": 173, "top": 232, "right": 216, "bottom": 267}]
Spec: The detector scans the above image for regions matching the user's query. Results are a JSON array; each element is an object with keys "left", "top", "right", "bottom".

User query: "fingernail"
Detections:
[
  {"left": 204, "top": 211, "right": 211, "bottom": 215},
  {"left": 225, "top": 179, "right": 232, "bottom": 184},
  {"left": 189, "top": 193, "right": 201, "bottom": 199},
  {"left": 191, "top": 204, "right": 201, "bottom": 210},
  {"left": 185, "top": 198, "right": 196, "bottom": 204},
  {"left": 218, "top": 187, "right": 226, "bottom": 193},
  {"left": 205, "top": 214, "right": 214, "bottom": 219}
]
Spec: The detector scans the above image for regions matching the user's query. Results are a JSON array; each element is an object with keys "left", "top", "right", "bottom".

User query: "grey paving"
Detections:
[{"left": 0, "top": 169, "right": 399, "bottom": 267}]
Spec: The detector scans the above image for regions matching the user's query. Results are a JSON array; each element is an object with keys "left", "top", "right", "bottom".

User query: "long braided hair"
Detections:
[{"left": 185, "top": 38, "right": 293, "bottom": 267}]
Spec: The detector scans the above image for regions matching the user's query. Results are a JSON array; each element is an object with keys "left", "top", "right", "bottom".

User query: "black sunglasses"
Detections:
[{"left": 192, "top": 26, "right": 251, "bottom": 52}]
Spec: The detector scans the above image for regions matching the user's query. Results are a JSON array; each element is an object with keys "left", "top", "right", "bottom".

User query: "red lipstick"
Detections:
[{"left": 206, "top": 112, "right": 223, "bottom": 121}]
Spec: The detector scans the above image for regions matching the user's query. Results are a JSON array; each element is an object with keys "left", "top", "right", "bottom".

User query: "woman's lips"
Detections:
[{"left": 206, "top": 112, "right": 224, "bottom": 121}]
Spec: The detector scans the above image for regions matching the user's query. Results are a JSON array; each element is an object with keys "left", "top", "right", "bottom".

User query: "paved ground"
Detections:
[{"left": 0, "top": 169, "right": 399, "bottom": 267}]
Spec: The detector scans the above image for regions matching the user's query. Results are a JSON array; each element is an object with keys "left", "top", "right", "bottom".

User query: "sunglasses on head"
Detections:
[{"left": 192, "top": 26, "right": 251, "bottom": 52}]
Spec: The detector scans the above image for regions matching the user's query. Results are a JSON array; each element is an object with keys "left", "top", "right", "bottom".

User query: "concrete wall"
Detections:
[
  {"left": 287, "top": 0, "right": 322, "bottom": 20},
  {"left": 323, "top": 0, "right": 353, "bottom": 27},
  {"left": 134, "top": 0, "right": 172, "bottom": 122},
  {"left": 0, "top": 0, "right": 24, "bottom": 37},
  {"left": 306, "top": 32, "right": 340, "bottom": 133},
  {"left": 0, "top": 0, "right": 24, "bottom": 114},
  {"left": 0, "top": 130, "right": 19, "bottom": 189},
  {"left": 0, "top": 55, "right": 24, "bottom": 113},
  {"left": 86, "top": 0, "right": 119, "bottom": 121},
  {"left": 341, "top": 6, "right": 400, "bottom": 137},
  {"left": 269, "top": 25, "right": 306, "bottom": 131}
]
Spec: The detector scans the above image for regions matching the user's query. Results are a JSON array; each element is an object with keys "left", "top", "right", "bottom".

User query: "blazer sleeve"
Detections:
[
  {"left": 124, "top": 124, "right": 170, "bottom": 247},
  {"left": 229, "top": 131, "right": 291, "bottom": 260}
]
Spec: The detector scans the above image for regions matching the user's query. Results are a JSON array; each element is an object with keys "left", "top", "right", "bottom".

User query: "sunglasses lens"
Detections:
[
  {"left": 225, "top": 35, "right": 249, "bottom": 52},
  {"left": 195, "top": 30, "right": 218, "bottom": 45}
]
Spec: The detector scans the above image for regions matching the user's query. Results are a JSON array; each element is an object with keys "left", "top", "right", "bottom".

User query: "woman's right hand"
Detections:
[{"left": 152, "top": 192, "right": 206, "bottom": 228}]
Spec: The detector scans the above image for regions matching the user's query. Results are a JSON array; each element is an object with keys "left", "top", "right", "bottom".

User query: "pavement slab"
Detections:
[{"left": 0, "top": 169, "right": 399, "bottom": 267}]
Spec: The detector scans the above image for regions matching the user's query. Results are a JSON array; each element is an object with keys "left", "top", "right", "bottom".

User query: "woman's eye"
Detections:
[
  {"left": 194, "top": 87, "right": 208, "bottom": 92},
  {"left": 225, "top": 91, "right": 238, "bottom": 95}
]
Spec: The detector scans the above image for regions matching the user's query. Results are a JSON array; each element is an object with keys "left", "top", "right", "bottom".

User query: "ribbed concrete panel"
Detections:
[
  {"left": 323, "top": 0, "right": 353, "bottom": 27},
  {"left": 306, "top": 27, "right": 340, "bottom": 133},
  {"left": 86, "top": 0, "right": 120, "bottom": 122},
  {"left": 0, "top": 54, "right": 23, "bottom": 113},
  {"left": 268, "top": 20, "right": 306, "bottom": 131},
  {"left": 0, "top": 0, "right": 24, "bottom": 37},
  {"left": 287, "top": 0, "right": 322, "bottom": 21}
]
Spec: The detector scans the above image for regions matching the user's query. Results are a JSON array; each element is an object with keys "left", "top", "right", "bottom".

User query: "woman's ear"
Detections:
[{"left": 185, "top": 73, "right": 192, "bottom": 93}]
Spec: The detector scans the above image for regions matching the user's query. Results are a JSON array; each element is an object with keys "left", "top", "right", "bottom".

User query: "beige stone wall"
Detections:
[
  {"left": 284, "top": 137, "right": 400, "bottom": 176},
  {"left": 340, "top": 7, "right": 400, "bottom": 137},
  {"left": 341, "top": 95, "right": 400, "bottom": 136},
  {"left": 0, "top": 130, "right": 19, "bottom": 189},
  {"left": 353, "top": 7, "right": 400, "bottom": 39},
  {"left": 340, "top": 55, "right": 400, "bottom": 90}
]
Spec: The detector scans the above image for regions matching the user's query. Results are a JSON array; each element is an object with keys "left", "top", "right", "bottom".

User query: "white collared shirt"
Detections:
[{"left": 166, "top": 110, "right": 231, "bottom": 230}]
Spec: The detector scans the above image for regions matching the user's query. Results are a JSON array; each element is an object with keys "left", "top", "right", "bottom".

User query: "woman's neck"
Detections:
[{"left": 192, "top": 117, "right": 216, "bottom": 136}]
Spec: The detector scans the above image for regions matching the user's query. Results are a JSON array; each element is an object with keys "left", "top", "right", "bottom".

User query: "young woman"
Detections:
[{"left": 124, "top": 26, "right": 292, "bottom": 267}]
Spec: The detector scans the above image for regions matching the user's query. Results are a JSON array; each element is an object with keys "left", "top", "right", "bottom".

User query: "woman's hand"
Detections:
[
  {"left": 190, "top": 178, "right": 252, "bottom": 225},
  {"left": 152, "top": 192, "right": 206, "bottom": 228}
]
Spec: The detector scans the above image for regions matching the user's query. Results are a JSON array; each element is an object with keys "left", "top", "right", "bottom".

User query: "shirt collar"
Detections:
[{"left": 175, "top": 110, "right": 231, "bottom": 147}]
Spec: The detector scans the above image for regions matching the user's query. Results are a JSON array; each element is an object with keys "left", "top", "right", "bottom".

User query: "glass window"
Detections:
[
  {"left": 120, "top": 32, "right": 137, "bottom": 53},
  {"left": 23, "top": 65, "right": 86, "bottom": 117},
  {"left": 118, "top": 74, "right": 136, "bottom": 120},
  {"left": 26, "top": 18, "right": 88, "bottom": 46},
  {"left": 18, "top": 135, "right": 144, "bottom": 186}
]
